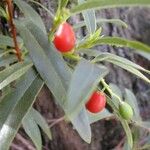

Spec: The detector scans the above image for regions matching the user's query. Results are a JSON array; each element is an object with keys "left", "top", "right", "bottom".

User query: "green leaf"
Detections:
[
  {"left": 0, "top": 75, "right": 43, "bottom": 150},
  {"left": 94, "top": 52, "right": 150, "bottom": 74},
  {"left": 82, "top": 50, "right": 150, "bottom": 83},
  {"left": 109, "top": 83, "right": 122, "bottom": 99},
  {"left": 30, "top": 108, "right": 52, "bottom": 140},
  {"left": 0, "top": 6, "right": 7, "bottom": 19},
  {"left": 74, "top": 18, "right": 128, "bottom": 30},
  {"left": 106, "top": 96, "right": 119, "bottom": 114},
  {"left": 28, "top": 0, "right": 54, "bottom": 18},
  {"left": 88, "top": 109, "right": 113, "bottom": 124},
  {"left": 95, "top": 19, "right": 128, "bottom": 28},
  {"left": 16, "top": 23, "right": 67, "bottom": 106},
  {"left": 59, "top": 0, "right": 69, "bottom": 8},
  {"left": 22, "top": 20, "right": 72, "bottom": 90},
  {"left": 125, "top": 89, "right": 141, "bottom": 121},
  {"left": 71, "top": 0, "right": 150, "bottom": 14},
  {"left": 0, "top": 60, "right": 33, "bottom": 90},
  {"left": 136, "top": 51, "right": 150, "bottom": 61},
  {"left": 123, "top": 141, "right": 131, "bottom": 150},
  {"left": 78, "top": 0, "right": 96, "bottom": 33},
  {"left": 94, "top": 36, "right": 150, "bottom": 53},
  {"left": 107, "top": 60, "right": 150, "bottom": 83},
  {"left": 0, "top": 68, "right": 37, "bottom": 129},
  {"left": 0, "top": 50, "right": 14, "bottom": 58},
  {"left": 85, "top": 50, "right": 149, "bottom": 83},
  {"left": 23, "top": 111, "right": 42, "bottom": 150},
  {"left": 109, "top": 83, "right": 122, "bottom": 107},
  {"left": 91, "top": 52, "right": 150, "bottom": 82},
  {"left": 0, "top": 55, "right": 17, "bottom": 67},
  {"left": 0, "top": 35, "right": 22, "bottom": 48},
  {"left": 66, "top": 59, "right": 108, "bottom": 117},
  {"left": 120, "top": 118, "right": 133, "bottom": 149},
  {"left": 66, "top": 59, "right": 108, "bottom": 143},
  {"left": 16, "top": 21, "right": 93, "bottom": 144},
  {"left": 14, "top": 0, "right": 46, "bottom": 34},
  {"left": 70, "top": 108, "right": 91, "bottom": 143}
]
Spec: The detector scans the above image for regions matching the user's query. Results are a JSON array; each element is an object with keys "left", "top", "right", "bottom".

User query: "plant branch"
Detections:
[
  {"left": 11, "top": 143, "right": 24, "bottom": 150},
  {"left": 49, "top": 116, "right": 65, "bottom": 128},
  {"left": 16, "top": 133, "right": 35, "bottom": 150},
  {"left": 6, "top": 0, "right": 22, "bottom": 61},
  {"left": 101, "top": 79, "right": 123, "bottom": 104}
]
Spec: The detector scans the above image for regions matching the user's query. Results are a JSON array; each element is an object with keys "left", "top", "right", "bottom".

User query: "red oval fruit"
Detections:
[
  {"left": 53, "top": 22, "right": 76, "bottom": 53},
  {"left": 86, "top": 91, "right": 106, "bottom": 113}
]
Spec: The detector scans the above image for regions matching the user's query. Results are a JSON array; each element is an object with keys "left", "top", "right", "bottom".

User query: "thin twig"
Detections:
[
  {"left": 11, "top": 143, "right": 24, "bottom": 150},
  {"left": 6, "top": 0, "right": 22, "bottom": 61},
  {"left": 16, "top": 133, "right": 35, "bottom": 150},
  {"left": 49, "top": 116, "right": 65, "bottom": 128}
]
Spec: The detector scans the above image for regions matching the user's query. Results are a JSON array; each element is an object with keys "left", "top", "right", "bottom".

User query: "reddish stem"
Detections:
[{"left": 6, "top": 0, "right": 22, "bottom": 61}]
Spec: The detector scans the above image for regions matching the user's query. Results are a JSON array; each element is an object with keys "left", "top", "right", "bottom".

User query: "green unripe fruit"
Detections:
[{"left": 119, "top": 101, "right": 133, "bottom": 120}]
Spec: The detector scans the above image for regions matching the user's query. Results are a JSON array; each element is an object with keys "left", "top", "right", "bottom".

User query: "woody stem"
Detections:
[{"left": 6, "top": 0, "right": 22, "bottom": 61}]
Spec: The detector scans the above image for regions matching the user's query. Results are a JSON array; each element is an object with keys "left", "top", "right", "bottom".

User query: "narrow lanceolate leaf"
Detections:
[
  {"left": 0, "top": 68, "right": 37, "bottom": 129},
  {"left": 0, "top": 76, "right": 43, "bottom": 150},
  {"left": 23, "top": 111, "right": 42, "bottom": 150},
  {"left": 94, "top": 52, "right": 150, "bottom": 74},
  {"left": 0, "top": 55, "right": 17, "bottom": 67},
  {"left": 95, "top": 19, "right": 128, "bottom": 28},
  {"left": 66, "top": 60, "right": 108, "bottom": 143},
  {"left": 120, "top": 118, "right": 133, "bottom": 149},
  {"left": 16, "top": 21, "right": 92, "bottom": 144},
  {"left": 30, "top": 108, "right": 52, "bottom": 140},
  {"left": 109, "top": 83, "right": 122, "bottom": 99},
  {"left": 70, "top": 108, "right": 91, "bottom": 143},
  {"left": 80, "top": 50, "right": 149, "bottom": 73},
  {"left": 28, "top": 0, "right": 54, "bottom": 18},
  {"left": 66, "top": 59, "right": 108, "bottom": 117},
  {"left": 0, "top": 35, "right": 14, "bottom": 47},
  {"left": 0, "top": 35, "right": 22, "bottom": 48},
  {"left": 125, "top": 89, "right": 141, "bottom": 121},
  {"left": 136, "top": 51, "right": 150, "bottom": 61},
  {"left": 123, "top": 141, "right": 131, "bottom": 150},
  {"left": 14, "top": 0, "right": 46, "bottom": 34},
  {"left": 92, "top": 52, "right": 150, "bottom": 82},
  {"left": 16, "top": 24, "right": 67, "bottom": 106},
  {"left": 0, "top": 60, "right": 33, "bottom": 90},
  {"left": 109, "top": 83, "right": 122, "bottom": 107},
  {"left": 78, "top": 0, "right": 96, "bottom": 33},
  {"left": 0, "top": 6, "right": 7, "bottom": 19},
  {"left": 86, "top": 51, "right": 150, "bottom": 83},
  {"left": 107, "top": 60, "right": 150, "bottom": 83},
  {"left": 82, "top": 49, "right": 150, "bottom": 83},
  {"left": 71, "top": 0, "right": 150, "bottom": 14},
  {"left": 0, "top": 50, "right": 14, "bottom": 58},
  {"left": 94, "top": 37, "right": 150, "bottom": 53},
  {"left": 74, "top": 18, "right": 128, "bottom": 30},
  {"left": 88, "top": 109, "right": 113, "bottom": 124},
  {"left": 22, "top": 20, "right": 72, "bottom": 90},
  {"left": 59, "top": 0, "right": 69, "bottom": 8}
]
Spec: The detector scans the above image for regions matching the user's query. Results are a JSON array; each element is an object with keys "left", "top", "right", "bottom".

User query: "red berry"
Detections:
[
  {"left": 53, "top": 22, "right": 76, "bottom": 53},
  {"left": 86, "top": 91, "right": 106, "bottom": 113}
]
